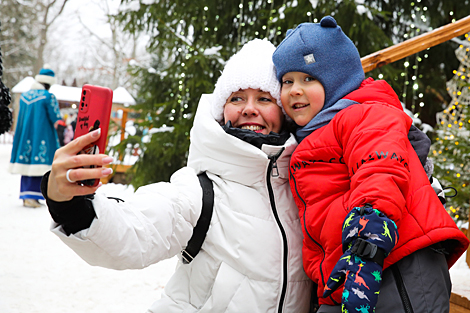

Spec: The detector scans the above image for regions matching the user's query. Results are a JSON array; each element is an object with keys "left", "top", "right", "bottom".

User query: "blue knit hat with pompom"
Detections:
[
  {"left": 35, "top": 64, "right": 56, "bottom": 86},
  {"left": 272, "top": 16, "right": 365, "bottom": 112}
]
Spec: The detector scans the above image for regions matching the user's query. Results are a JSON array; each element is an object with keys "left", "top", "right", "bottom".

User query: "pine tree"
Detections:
[
  {"left": 431, "top": 34, "right": 470, "bottom": 222},
  {"left": 363, "top": 0, "right": 470, "bottom": 129},
  {"left": 113, "top": 0, "right": 469, "bottom": 188},
  {"left": 0, "top": 0, "right": 38, "bottom": 88},
  {"left": 113, "top": 0, "right": 390, "bottom": 187}
]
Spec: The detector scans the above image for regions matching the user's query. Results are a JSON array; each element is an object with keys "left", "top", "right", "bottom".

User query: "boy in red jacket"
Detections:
[{"left": 273, "top": 16, "right": 469, "bottom": 313}]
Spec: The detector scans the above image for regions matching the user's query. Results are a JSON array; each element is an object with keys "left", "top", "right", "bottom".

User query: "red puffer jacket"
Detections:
[{"left": 289, "top": 78, "right": 469, "bottom": 306}]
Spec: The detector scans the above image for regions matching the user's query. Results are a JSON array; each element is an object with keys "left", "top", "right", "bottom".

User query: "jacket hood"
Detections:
[
  {"left": 187, "top": 94, "right": 297, "bottom": 186},
  {"left": 295, "top": 78, "right": 402, "bottom": 143},
  {"left": 344, "top": 77, "right": 403, "bottom": 110}
]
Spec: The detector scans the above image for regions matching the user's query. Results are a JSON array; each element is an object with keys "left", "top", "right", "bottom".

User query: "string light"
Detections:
[
  {"left": 432, "top": 27, "right": 470, "bottom": 221},
  {"left": 401, "top": 3, "right": 428, "bottom": 113}
]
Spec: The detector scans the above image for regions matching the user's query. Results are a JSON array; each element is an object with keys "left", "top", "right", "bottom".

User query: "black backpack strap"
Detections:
[{"left": 181, "top": 172, "right": 214, "bottom": 264}]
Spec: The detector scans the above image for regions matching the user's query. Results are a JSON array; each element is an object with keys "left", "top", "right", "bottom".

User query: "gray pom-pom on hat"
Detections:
[{"left": 211, "top": 39, "right": 284, "bottom": 124}]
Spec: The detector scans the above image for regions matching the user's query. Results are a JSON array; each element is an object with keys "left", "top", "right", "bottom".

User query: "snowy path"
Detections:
[
  {"left": 0, "top": 135, "right": 468, "bottom": 312},
  {"left": 0, "top": 138, "right": 177, "bottom": 313}
]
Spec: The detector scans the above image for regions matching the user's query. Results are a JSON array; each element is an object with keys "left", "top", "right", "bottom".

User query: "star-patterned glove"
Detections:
[{"left": 323, "top": 205, "right": 398, "bottom": 313}]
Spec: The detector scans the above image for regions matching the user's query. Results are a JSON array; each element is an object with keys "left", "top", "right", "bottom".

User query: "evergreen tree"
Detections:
[
  {"left": 431, "top": 34, "right": 470, "bottom": 222},
  {"left": 114, "top": 0, "right": 469, "bottom": 188},
  {"left": 363, "top": 0, "right": 470, "bottom": 129},
  {"left": 0, "top": 0, "right": 38, "bottom": 88},
  {"left": 114, "top": 0, "right": 393, "bottom": 187}
]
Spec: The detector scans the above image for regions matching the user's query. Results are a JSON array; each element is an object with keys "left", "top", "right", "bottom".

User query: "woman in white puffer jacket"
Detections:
[{"left": 41, "top": 39, "right": 312, "bottom": 313}]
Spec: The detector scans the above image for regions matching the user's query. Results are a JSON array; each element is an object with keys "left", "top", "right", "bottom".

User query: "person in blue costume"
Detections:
[{"left": 9, "top": 66, "right": 61, "bottom": 208}]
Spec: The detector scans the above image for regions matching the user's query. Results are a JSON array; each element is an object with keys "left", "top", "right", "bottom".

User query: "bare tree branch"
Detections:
[{"left": 34, "top": 0, "right": 71, "bottom": 73}]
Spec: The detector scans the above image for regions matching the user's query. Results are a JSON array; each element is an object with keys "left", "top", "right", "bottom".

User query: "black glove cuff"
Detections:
[
  {"left": 350, "top": 238, "right": 386, "bottom": 267},
  {"left": 41, "top": 171, "right": 97, "bottom": 235}
]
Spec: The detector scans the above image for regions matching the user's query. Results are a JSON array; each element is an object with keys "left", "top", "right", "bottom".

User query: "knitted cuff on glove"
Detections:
[{"left": 342, "top": 205, "right": 398, "bottom": 257}]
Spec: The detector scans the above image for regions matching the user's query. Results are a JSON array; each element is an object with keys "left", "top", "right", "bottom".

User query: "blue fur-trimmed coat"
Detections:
[{"left": 9, "top": 82, "right": 61, "bottom": 176}]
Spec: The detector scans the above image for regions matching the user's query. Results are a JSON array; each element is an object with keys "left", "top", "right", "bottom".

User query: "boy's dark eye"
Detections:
[
  {"left": 305, "top": 76, "right": 316, "bottom": 82},
  {"left": 282, "top": 79, "right": 293, "bottom": 85}
]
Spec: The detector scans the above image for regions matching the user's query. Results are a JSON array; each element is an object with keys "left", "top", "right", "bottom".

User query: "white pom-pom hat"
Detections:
[{"left": 211, "top": 38, "right": 284, "bottom": 124}]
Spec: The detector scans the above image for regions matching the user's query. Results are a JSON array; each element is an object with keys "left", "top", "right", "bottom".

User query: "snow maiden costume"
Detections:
[
  {"left": 10, "top": 67, "right": 61, "bottom": 205},
  {"left": 42, "top": 39, "right": 312, "bottom": 312},
  {"left": 273, "top": 16, "right": 469, "bottom": 313}
]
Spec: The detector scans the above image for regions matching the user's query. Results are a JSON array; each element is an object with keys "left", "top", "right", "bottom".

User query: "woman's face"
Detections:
[{"left": 223, "top": 88, "right": 284, "bottom": 135}]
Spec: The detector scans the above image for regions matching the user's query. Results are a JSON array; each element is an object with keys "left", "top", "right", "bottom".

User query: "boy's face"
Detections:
[
  {"left": 223, "top": 88, "right": 284, "bottom": 135},
  {"left": 280, "top": 72, "right": 325, "bottom": 127}
]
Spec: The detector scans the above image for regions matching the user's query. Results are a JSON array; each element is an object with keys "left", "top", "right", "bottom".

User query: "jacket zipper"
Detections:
[
  {"left": 391, "top": 264, "right": 414, "bottom": 313},
  {"left": 267, "top": 148, "right": 288, "bottom": 313},
  {"left": 289, "top": 168, "right": 339, "bottom": 306}
]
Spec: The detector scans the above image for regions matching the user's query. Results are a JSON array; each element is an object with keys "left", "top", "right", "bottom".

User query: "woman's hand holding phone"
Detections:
[
  {"left": 47, "top": 128, "right": 114, "bottom": 202},
  {"left": 73, "top": 84, "right": 113, "bottom": 186}
]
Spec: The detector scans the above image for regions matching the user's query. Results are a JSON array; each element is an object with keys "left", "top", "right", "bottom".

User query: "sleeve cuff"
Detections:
[{"left": 41, "top": 171, "right": 97, "bottom": 235}]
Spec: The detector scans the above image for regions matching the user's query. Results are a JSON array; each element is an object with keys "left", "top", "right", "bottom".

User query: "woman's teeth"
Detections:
[{"left": 241, "top": 125, "right": 264, "bottom": 131}]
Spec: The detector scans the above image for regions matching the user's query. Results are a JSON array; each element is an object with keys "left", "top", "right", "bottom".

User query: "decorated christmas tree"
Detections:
[
  {"left": 112, "top": 1, "right": 469, "bottom": 188},
  {"left": 431, "top": 33, "right": 470, "bottom": 222}
]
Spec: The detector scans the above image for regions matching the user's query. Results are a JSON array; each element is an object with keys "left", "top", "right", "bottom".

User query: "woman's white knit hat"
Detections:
[{"left": 211, "top": 38, "right": 283, "bottom": 123}]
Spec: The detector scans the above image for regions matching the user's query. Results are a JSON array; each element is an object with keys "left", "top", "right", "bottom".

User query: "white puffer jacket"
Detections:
[{"left": 51, "top": 94, "right": 312, "bottom": 312}]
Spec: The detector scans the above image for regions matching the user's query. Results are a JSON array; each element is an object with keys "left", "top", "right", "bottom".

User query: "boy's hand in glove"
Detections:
[{"left": 323, "top": 205, "right": 398, "bottom": 312}]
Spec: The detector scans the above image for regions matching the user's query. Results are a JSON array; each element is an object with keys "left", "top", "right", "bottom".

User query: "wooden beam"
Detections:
[
  {"left": 101, "top": 164, "right": 132, "bottom": 184},
  {"left": 450, "top": 293, "right": 470, "bottom": 312},
  {"left": 105, "top": 163, "right": 131, "bottom": 173},
  {"left": 362, "top": 15, "right": 470, "bottom": 73},
  {"left": 466, "top": 222, "right": 470, "bottom": 268}
]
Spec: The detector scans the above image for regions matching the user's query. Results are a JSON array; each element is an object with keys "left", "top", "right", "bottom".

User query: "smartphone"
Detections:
[{"left": 73, "top": 84, "right": 113, "bottom": 186}]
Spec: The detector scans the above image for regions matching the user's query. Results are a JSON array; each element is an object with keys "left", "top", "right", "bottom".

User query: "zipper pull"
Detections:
[
  {"left": 272, "top": 160, "right": 279, "bottom": 177},
  {"left": 269, "top": 147, "right": 284, "bottom": 178}
]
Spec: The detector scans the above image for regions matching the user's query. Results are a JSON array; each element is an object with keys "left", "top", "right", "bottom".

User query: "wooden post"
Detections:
[
  {"left": 121, "top": 109, "right": 128, "bottom": 143},
  {"left": 450, "top": 293, "right": 470, "bottom": 313},
  {"left": 361, "top": 15, "right": 470, "bottom": 73},
  {"left": 117, "top": 109, "right": 129, "bottom": 162},
  {"left": 467, "top": 218, "right": 470, "bottom": 268}
]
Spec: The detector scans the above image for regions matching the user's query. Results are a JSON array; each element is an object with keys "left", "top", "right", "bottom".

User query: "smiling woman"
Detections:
[
  {"left": 223, "top": 88, "right": 283, "bottom": 135},
  {"left": 41, "top": 38, "right": 312, "bottom": 313},
  {"left": 210, "top": 39, "right": 284, "bottom": 124}
]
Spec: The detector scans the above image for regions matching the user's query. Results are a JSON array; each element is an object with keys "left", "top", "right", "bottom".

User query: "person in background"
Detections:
[
  {"left": 41, "top": 39, "right": 312, "bottom": 312},
  {"left": 56, "top": 115, "right": 67, "bottom": 146},
  {"left": 9, "top": 66, "right": 61, "bottom": 208},
  {"left": 70, "top": 113, "right": 76, "bottom": 132},
  {"left": 272, "top": 16, "right": 469, "bottom": 313},
  {"left": 63, "top": 115, "right": 74, "bottom": 145}
]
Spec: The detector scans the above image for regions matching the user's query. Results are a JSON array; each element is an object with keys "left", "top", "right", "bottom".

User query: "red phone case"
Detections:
[{"left": 73, "top": 84, "right": 113, "bottom": 186}]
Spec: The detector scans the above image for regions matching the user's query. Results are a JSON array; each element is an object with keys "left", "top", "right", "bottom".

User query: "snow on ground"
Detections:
[
  {"left": 0, "top": 132, "right": 469, "bottom": 313},
  {"left": 450, "top": 249, "right": 470, "bottom": 298},
  {"left": 0, "top": 134, "right": 177, "bottom": 313}
]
